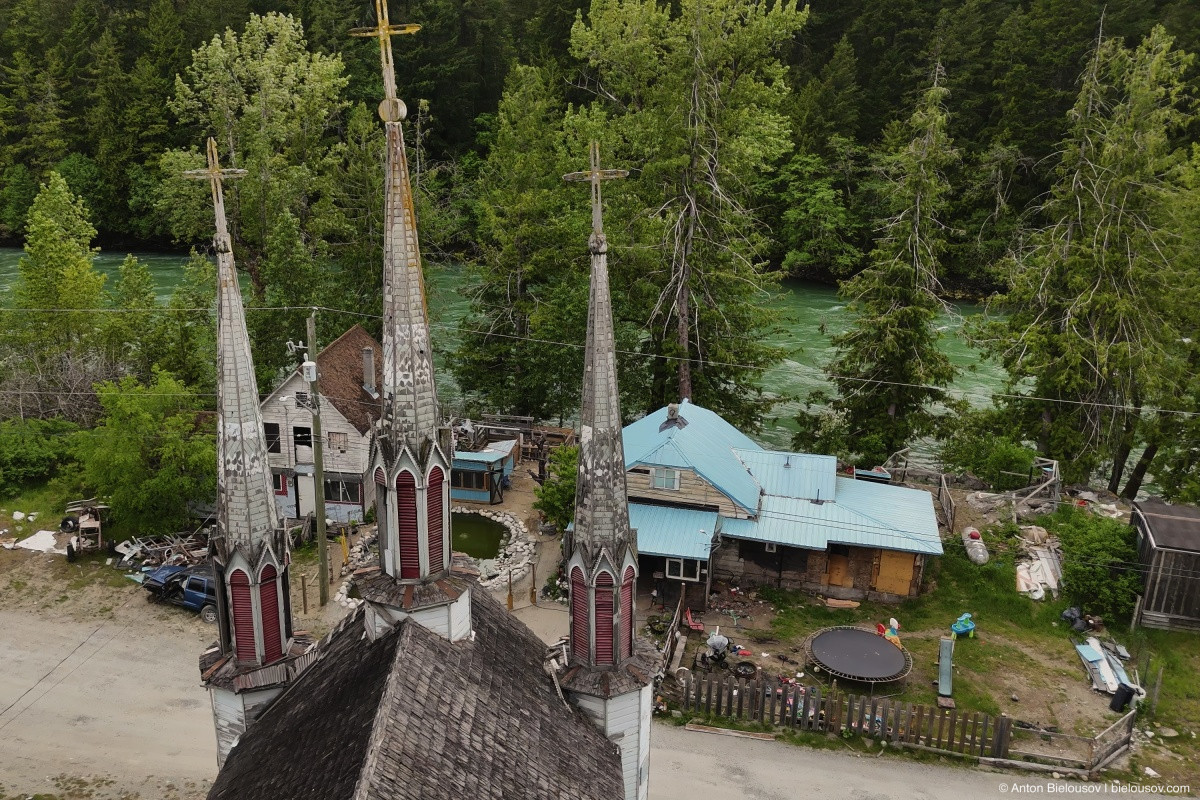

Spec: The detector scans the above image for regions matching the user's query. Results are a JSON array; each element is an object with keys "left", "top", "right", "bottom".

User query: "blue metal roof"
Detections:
[
  {"left": 720, "top": 477, "right": 942, "bottom": 555},
  {"left": 629, "top": 503, "right": 717, "bottom": 561},
  {"left": 622, "top": 401, "right": 763, "bottom": 513},
  {"left": 734, "top": 449, "right": 837, "bottom": 501},
  {"left": 453, "top": 440, "right": 517, "bottom": 465}
]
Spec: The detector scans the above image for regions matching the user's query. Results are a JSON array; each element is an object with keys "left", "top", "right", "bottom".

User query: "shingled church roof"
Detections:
[{"left": 207, "top": 588, "right": 624, "bottom": 800}]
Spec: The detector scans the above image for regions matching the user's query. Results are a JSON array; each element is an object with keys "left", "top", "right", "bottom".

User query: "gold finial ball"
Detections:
[{"left": 379, "top": 98, "right": 407, "bottom": 122}]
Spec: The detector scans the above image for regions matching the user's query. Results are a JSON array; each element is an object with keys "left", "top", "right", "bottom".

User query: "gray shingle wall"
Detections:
[
  {"left": 214, "top": 192, "right": 279, "bottom": 552},
  {"left": 380, "top": 121, "right": 439, "bottom": 444}
]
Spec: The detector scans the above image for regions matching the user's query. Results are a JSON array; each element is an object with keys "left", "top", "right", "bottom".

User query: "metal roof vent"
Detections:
[
  {"left": 658, "top": 402, "right": 690, "bottom": 432},
  {"left": 784, "top": 455, "right": 792, "bottom": 469}
]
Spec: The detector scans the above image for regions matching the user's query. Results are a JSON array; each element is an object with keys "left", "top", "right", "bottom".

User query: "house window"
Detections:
[
  {"left": 764, "top": 542, "right": 777, "bottom": 553},
  {"left": 652, "top": 468, "right": 680, "bottom": 490},
  {"left": 328, "top": 431, "right": 348, "bottom": 453},
  {"left": 264, "top": 422, "right": 281, "bottom": 454},
  {"left": 295, "top": 391, "right": 312, "bottom": 409},
  {"left": 293, "top": 426, "right": 312, "bottom": 452},
  {"left": 273, "top": 473, "right": 288, "bottom": 496},
  {"left": 665, "top": 557, "right": 701, "bottom": 582},
  {"left": 324, "top": 480, "right": 361, "bottom": 504},
  {"left": 451, "top": 470, "right": 488, "bottom": 490},
  {"left": 829, "top": 543, "right": 850, "bottom": 556}
]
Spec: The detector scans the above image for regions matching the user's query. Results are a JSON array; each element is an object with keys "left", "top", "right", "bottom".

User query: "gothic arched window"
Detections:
[
  {"left": 259, "top": 564, "right": 282, "bottom": 663},
  {"left": 570, "top": 567, "right": 589, "bottom": 662},
  {"left": 396, "top": 471, "right": 419, "bottom": 578},
  {"left": 595, "top": 571, "right": 615, "bottom": 665},
  {"left": 229, "top": 569, "right": 256, "bottom": 663},
  {"left": 427, "top": 466, "right": 445, "bottom": 573}
]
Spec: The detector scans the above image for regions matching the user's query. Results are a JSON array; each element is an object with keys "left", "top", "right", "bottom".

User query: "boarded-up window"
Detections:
[
  {"left": 427, "top": 467, "right": 445, "bottom": 573},
  {"left": 259, "top": 564, "right": 282, "bottom": 663},
  {"left": 396, "top": 472, "right": 419, "bottom": 579},
  {"left": 570, "top": 568, "right": 588, "bottom": 662},
  {"left": 620, "top": 567, "right": 635, "bottom": 660},
  {"left": 873, "top": 550, "right": 915, "bottom": 596},
  {"left": 229, "top": 569, "right": 255, "bottom": 663},
  {"left": 595, "top": 571, "right": 615, "bottom": 665}
]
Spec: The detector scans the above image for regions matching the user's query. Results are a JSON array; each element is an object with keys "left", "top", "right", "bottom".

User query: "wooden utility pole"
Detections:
[{"left": 306, "top": 312, "right": 330, "bottom": 605}]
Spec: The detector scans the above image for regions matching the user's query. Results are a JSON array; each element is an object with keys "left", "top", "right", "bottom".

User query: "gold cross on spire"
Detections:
[
  {"left": 564, "top": 141, "right": 628, "bottom": 237},
  {"left": 184, "top": 138, "right": 246, "bottom": 253},
  {"left": 350, "top": 0, "right": 420, "bottom": 122},
  {"left": 184, "top": 138, "right": 247, "bottom": 206}
]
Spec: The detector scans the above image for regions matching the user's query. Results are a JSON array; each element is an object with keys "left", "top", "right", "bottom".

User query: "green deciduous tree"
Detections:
[
  {"left": 1047, "top": 508, "right": 1140, "bottom": 619},
  {"left": 0, "top": 417, "right": 80, "bottom": 497},
  {"left": 78, "top": 372, "right": 216, "bottom": 535},
  {"left": 164, "top": 12, "right": 348, "bottom": 293},
  {"left": 450, "top": 64, "right": 590, "bottom": 421},
  {"left": 533, "top": 444, "right": 578, "bottom": 531}
]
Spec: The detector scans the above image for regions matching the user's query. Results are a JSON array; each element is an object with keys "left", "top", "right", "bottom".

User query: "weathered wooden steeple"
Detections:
[
  {"left": 353, "top": 1, "right": 468, "bottom": 640},
  {"left": 560, "top": 142, "right": 653, "bottom": 800},
  {"left": 190, "top": 138, "right": 296, "bottom": 766},
  {"left": 189, "top": 137, "right": 291, "bottom": 668}
]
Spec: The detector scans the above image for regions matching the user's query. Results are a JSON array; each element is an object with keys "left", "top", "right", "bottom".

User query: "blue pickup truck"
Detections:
[{"left": 143, "top": 564, "right": 219, "bottom": 623}]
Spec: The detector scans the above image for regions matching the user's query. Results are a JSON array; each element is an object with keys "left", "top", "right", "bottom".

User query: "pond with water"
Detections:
[{"left": 450, "top": 511, "right": 507, "bottom": 559}]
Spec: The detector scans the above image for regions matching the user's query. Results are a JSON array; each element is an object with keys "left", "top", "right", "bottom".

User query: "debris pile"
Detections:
[
  {"left": 1014, "top": 525, "right": 1062, "bottom": 600},
  {"left": 113, "top": 531, "right": 211, "bottom": 569}
]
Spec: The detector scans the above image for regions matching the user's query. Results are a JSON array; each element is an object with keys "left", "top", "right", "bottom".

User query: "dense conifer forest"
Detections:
[{"left": 1, "top": 0, "right": 1198, "bottom": 526}]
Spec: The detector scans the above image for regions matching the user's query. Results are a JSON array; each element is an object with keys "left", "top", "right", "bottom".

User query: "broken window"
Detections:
[
  {"left": 324, "top": 480, "right": 361, "bottom": 504},
  {"left": 328, "top": 431, "right": 348, "bottom": 453},
  {"left": 264, "top": 422, "right": 281, "bottom": 454}
]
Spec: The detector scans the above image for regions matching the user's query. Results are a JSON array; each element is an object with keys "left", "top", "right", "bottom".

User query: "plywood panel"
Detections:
[
  {"left": 874, "top": 550, "right": 915, "bottom": 595},
  {"left": 826, "top": 554, "right": 852, "bottom": 588}
]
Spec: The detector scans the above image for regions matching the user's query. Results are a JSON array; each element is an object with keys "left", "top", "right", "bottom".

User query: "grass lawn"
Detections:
[{"left": 689, "top": 525, "right": 1198, "bottom": 781}]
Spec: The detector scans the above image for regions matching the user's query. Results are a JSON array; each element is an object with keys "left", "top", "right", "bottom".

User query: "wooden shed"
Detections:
[{"left": 1133, "top": 498, "right": 1200, "bottom": 632}]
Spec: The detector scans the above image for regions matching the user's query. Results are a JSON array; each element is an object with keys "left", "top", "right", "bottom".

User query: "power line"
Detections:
[{"left": 3, "top": 304, "right": 1199, "bottom": 418}]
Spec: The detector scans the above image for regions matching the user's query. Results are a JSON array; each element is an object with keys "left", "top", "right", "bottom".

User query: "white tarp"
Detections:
[{"left": 15, "top": 529, "right": 67, "bottom": 554}]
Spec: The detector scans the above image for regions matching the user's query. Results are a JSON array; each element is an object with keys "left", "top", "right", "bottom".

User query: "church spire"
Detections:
[
  {"left": 351, "top": 1, "right": 437, "bottom": 443},
  {"left": 187, "top": 138, "right": 291, "bottom": 669},
  {"left": 559, "top": 143, "right": 653, "bottom": 800},
  {"left": 562, "top": 142, "right": 638, "bottom": 666},
  {"left": 354, "top": 2, "right": 459, "bottom": 616}
]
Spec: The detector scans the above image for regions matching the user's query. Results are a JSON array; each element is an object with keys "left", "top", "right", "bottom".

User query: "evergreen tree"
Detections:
[
  {"left": 984, "top": 27, "right": 1194, "bottom": 486},
  {"left": 798, "top": 68, "right": 958, "bottom": 464},
  {"left": 570, "top": 0, "right": 806, "bottom": 428},
  {"left": 12, "top": 172, "right": 105, "bottom": 351}
]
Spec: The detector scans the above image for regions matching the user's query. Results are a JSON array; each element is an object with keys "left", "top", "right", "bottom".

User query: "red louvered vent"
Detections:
[
  {"left": 620, "top": 566, "right": 635, "bottom": 660},
  {"left": 259, "top": 564, "right": 283, "bottom": 663},
  {"left": 427, "top": 467, "right": 445, "bottom": 573},
  {"left": 570, "top": 568, "right": 589, "bottom": 662},
  {"left": 595, "top": 571, "right": 615, "bottom": 666},
  {"left": 396, "top": 471, "right": 420, "bottom": 578},
  {"left": 374, "top": 467, "right": 386, "bottom": 485},
  {"left": 229, "top": 570, "right": 256, "bottom": 664}
]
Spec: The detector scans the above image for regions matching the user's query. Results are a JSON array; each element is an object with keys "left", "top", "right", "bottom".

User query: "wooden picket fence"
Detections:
[
  {"left": 680, "top": 675, "right": 1138, "bottom": 771},
  {"left": 681, "top": 675, "right": 1011, "bottom": 758}
]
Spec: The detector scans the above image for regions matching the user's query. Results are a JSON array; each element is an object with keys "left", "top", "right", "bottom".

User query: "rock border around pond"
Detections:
[{"left": 333, "top": 508, "right": 537, "bottom": 609}]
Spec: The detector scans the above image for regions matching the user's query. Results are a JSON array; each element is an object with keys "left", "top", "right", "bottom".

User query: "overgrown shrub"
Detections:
[
  {"left": 0, "top": 418, "right": 81, "bottom": 497},
  {"left": 1045, "top": 508, "right": 1140, "bottom": 620},
  {"left": 940, "top": 409, "right": 1036, "bottom": 490}
]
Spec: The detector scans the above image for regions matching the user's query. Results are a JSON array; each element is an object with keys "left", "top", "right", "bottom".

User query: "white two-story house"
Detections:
[{"left": 260, "top": 325, "right": 383, "bottom": 523}]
